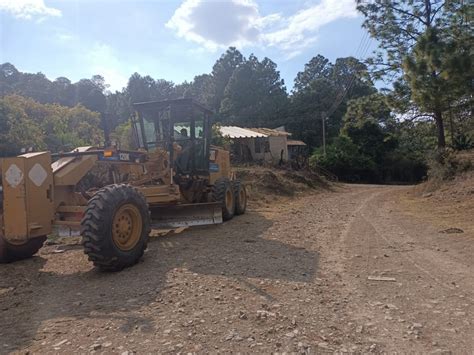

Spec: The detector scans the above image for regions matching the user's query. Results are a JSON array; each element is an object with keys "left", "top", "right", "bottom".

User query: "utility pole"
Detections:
[{"left": 321, "top": 111, "right": 326, "bottom": 156}]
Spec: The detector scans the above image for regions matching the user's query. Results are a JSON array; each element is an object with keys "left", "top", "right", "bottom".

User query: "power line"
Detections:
[
  {"left": 319, "top": 31, "right": 372, "bottom": 154},
  {"left": 324, "top": 31, "right": 373, "bottom": 119}
]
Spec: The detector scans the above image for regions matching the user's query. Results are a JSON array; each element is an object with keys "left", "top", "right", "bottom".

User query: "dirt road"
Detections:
[{"left": 0, "top": 184, "right": 472, "bottom": 354}]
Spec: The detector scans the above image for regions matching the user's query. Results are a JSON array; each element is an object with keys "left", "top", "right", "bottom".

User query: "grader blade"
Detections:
[{"left": 150, "top": 202, "right": 223, "bottom": 229}]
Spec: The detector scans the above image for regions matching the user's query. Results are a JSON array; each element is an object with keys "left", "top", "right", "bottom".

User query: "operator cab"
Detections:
[{"left": 132, "top": 98, "right": 212, "bottom": 178}]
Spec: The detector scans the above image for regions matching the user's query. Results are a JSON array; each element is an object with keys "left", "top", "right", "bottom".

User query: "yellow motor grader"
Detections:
[{"left": 0, "top": 99, "right": 247, "bottom": 270}]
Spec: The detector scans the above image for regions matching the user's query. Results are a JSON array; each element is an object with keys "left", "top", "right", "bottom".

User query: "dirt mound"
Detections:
[
  {"left": 416, "top": 149, "right": 474, "bottom": 197},
  {"left": 425, "top": 149, "right": 474, "bottom": 184},
  {"left": 406, "top": 170, "right": 474, "bottom": 236},
  {"left": 417, "top": 170, "right": 474, "bottom": 199},
  {"left": 235, "top": 166, "right": 330, "bottom": 202}
]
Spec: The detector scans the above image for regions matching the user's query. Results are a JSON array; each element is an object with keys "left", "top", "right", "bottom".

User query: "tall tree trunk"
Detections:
[
  {"left": 434, "top": 110, "right": 446, "bottom": 149},
  {"left": 448, "top": 107, "right": 455, "bottom": 145},
  {"left": 424, "top": 0, "right": 432, "bottom": 26}
]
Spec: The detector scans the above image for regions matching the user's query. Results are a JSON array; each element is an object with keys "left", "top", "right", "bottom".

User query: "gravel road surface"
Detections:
[{"left": 0, "top": 184, "right": 472, "bottom": 354}]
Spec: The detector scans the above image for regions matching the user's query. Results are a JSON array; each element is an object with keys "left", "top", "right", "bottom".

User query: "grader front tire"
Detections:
[
  {"left": 233, "top": 180, "right": 247, "bottom": 216},
  {"left": 0, "top": 236, "right": 46, "bottom": 263},
  {"left": 211, "top": 178, "right": 235, "bottom": 221},
  {"left": 81, "top": 184, "right": 150, "bottom": 271}
]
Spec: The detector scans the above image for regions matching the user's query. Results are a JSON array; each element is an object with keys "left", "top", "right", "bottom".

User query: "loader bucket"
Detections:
[{"left": 150, "top": 202, "right": 223, "bottom": 229}]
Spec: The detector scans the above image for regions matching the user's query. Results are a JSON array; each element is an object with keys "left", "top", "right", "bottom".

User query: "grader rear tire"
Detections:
[
  {"left": 233, "top": 180, "right": 247, "bottom": 215},
  {"left": 211, "top": 178, "right": 235, "bottom": 221},
  {"left": 81, "top": 184, "right": 150, "bottom": 271},
  {"left": 0, "top": 236, "right": 46, "bottom": 263}
]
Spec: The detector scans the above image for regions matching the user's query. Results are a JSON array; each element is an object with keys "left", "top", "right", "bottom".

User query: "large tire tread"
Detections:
[
  {"left": 0, "top": 236, "right": 46, "bottom": 263},
  {"left": 81, "top": 184, "right": 150, "bottom": 271},
  {"left": 211, "top": 178, "right": 235, "bottom": 221},
  {"left": 233, "top": 180, "right": 247, "bottom": 216}
]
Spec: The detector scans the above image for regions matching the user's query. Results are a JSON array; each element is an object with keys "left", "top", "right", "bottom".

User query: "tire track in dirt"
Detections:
[
  {"left": 361, "top": 191, "right": 473, "bottom": 300},
  {"left": 341, "top": 186, "right": 473, "bottom": 353}
]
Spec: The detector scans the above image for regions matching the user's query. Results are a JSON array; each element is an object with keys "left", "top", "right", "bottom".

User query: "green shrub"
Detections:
[
  {"left": 111, "top": 121, "right": 134, "bottom": 150},
  {"left": 452, "top": 133, "right": 474, "bottom": 151},
  {"left": 383, "top": 151, "right": 428, "bottom": 183},
  {"left": 211, "top": 123, "right": 231, "bottom": 147},
  {"left": 310, "top": 136, "right": 378, "bottom": 182}
]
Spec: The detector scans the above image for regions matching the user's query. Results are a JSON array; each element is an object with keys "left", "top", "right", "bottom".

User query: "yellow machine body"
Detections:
[
  {"left": 209, "top": 148, "right": 232, "bottom": 184},
  {"left": 0, "top": 145, "right": 231, "bottom": 244},
  {"left": 0, "top": 99, "right": 246, "bottom": 268},
  {"left": 1, "top": 152, "right": 54, "bottom": 244}
]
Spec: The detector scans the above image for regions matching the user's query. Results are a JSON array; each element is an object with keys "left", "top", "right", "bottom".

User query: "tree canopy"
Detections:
[
  {"left": 356, "top": 0, "right": 472, "bottom": 148},
  {"left": 0, "top": 95, "right": 102, "bottom": 156},
  {"left": 220, "top": 54, "right": 287, "bottom": 126},
  {"left": 0, "top": 4, "right": 471, "bottom": 184}
]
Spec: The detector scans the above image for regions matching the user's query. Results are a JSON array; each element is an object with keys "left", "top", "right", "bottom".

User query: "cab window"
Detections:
[{"left": 174, "top": 122, "right": 191, "bottom": 141}]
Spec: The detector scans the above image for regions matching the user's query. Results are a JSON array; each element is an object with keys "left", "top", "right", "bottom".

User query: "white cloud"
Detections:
[
  {"left": 166, "top": 0, "right": 267, "bottom": 51},
  {"left": 263, "top": 0, "right": 358, "bottom": 58},
  {"left": 166, "top": 0, "right": 358, "bottom": 57},
  {"left": 0, "top": 0, "right": 61, "bottom": 20}
]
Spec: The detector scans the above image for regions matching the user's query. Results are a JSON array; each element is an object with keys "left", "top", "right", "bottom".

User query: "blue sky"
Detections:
[{"left": 0, "top": 0, "right": 377, "bottom": 92}]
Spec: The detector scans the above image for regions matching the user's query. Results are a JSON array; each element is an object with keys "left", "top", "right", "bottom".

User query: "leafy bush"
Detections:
[
  {"left": 383, "top": 151, "right": 428, "bottom": 183},
  {"left": 0, "top": 98, "right": 45, "bottom": 156},
  {"left": 211, "top": 123, "right": 231, "bottom": 147},
  {"left": 111, "top": 121, "right": 134, "bottom": 150},
  {"left": 0, "top": 95, "right": 103, "bottom": 156},
  {"left": 310, "top": 136, "right": 378, "bottom": 182},
  {"left": 452, "top": 133, "right": 474, "bottom": 151},
  {"left": 310, "top": 132, "right": 429, "bottom": 184}
]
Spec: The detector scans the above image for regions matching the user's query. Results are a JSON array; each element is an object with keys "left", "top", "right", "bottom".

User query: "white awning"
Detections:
[{"left": 219, "top": 126, "right": 268, "bottom": 138}]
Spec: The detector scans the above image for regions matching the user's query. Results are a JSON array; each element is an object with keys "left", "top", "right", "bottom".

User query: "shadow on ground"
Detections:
[{"left": 0, "top": 210, "right": 318, "bottom": 352}]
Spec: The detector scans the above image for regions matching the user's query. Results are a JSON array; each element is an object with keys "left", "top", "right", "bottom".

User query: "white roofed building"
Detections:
[{"left": 218, "top": 126, "right": 291, "bottom": 164}]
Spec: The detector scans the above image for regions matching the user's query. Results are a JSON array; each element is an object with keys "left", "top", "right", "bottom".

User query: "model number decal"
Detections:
[{"left": 119, "top": 153, "right": 130, "bottom": 161}]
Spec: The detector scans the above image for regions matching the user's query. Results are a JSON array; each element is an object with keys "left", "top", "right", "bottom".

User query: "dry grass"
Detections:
[
  {"left": 401, "top": 170, "right": 474, "bottom": 235},
  {"left": 234, "top": 165, "right": 331, "bottom": 206}
]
